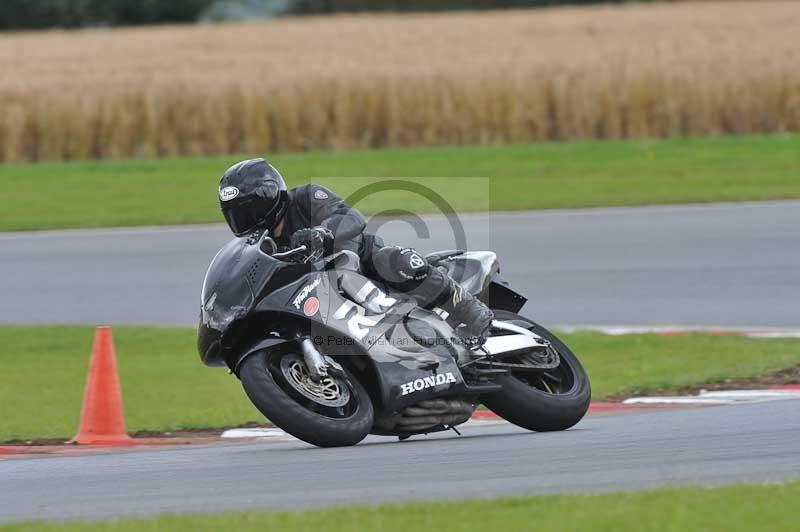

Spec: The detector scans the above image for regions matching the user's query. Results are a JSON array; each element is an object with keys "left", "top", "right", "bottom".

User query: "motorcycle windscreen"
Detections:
[{"left": 198, "top": 237, "right": 260, "bottom": 363}]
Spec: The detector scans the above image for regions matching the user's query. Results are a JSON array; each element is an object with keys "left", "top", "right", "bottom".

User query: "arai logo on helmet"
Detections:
[{"left": 219, "top": 186, "right": 239, "bottom": 202}]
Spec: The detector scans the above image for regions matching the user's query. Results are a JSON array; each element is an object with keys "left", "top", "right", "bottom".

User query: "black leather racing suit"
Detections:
[{"left": 274, "top": 183, "right": 454, "bottom": 308}]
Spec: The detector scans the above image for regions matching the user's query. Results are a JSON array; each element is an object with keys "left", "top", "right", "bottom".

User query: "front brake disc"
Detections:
[{"left": 279, "top": 353, "right": 351, "bottom": 407}]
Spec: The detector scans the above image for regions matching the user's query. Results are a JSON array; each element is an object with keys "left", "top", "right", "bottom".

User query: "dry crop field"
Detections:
[{"left": 0, "top": 0, "right": 798, "bottom": 162}]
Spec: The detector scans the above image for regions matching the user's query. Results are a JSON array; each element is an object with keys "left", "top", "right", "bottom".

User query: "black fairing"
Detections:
[
  {"left": 197, "top": 233, "right": 310, "bottom": 366},
  {"left": 198, "top": 238, "right": 526, "bottom": 422}
]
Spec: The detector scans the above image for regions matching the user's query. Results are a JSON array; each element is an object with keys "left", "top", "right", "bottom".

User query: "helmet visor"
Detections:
[
  {"left": 223, "top": 198, "right": 264, "bottom": 236},
  {"left": 222, "top": 195, "right": 284, "bottom": 236}
]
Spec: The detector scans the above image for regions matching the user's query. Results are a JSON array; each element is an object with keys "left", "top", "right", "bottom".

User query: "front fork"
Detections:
[{"left": 298, "top": 336, "right": 345, "bottom": 382}]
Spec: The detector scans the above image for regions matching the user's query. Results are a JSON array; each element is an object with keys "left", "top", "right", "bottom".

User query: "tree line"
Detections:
[
  {"left": 0, "top": 1, "right": 213, "bottom": 29},
  {"left": 0, "top": 1, "right": 631, "bottom": 30},
  {"left": 289, "top": 1, "right": 625, "bottom": 14}
]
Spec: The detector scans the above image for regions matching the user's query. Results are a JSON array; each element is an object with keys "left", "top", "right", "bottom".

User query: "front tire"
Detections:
[
  {"left": 239, "top": 350, "right": 374, "bottom": 447},
  {"left": 481, "top": 311, "right": 591, "bottom": 432}
]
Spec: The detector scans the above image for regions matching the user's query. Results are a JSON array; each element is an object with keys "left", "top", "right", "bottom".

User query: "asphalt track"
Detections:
[
  {"left": 1, "top": 200, "right": 798, "bottom": 327},
  {"left": 1, "top": 400, "right": 799, "bottom": 523}
]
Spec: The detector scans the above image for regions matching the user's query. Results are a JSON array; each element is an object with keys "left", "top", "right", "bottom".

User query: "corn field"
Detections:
[{"left": 1, "top": 0, "right": 798, "bottom": 162}]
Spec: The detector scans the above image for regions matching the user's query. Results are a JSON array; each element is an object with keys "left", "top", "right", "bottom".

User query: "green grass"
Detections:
[
  {"left": 1, "top": 135, "right": 798, "bottom": 231},
  {"left": 2, "top": 481, "right": 798, "bottom": 531},
  {"left": 1, "top": 325, "right": 799, "bottom": 442}
]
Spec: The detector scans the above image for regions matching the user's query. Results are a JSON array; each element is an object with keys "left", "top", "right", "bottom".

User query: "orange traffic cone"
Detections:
[{"left": 71, "top": 326, "right": 133, "bottom": 445}]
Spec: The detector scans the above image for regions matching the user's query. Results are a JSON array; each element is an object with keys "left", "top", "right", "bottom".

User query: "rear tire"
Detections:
[
  {"left": 481, "top": 311, "right": 591, "bottom": 432},
  {"left": 239, "top": 351, "right": 374, "bottom": 447}
]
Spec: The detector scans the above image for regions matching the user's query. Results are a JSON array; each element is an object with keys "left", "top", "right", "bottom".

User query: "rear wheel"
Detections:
[
  {"left": 480, "top": 310, "right": 591, "bottom": 431},
  {"left": 239, "top": 350, "right": 373, "bottom": 447}
]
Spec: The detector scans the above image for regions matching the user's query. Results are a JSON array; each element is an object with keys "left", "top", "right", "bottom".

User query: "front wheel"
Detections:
[
  {"left": 239, "top": 350, "right": 374, "bottom": 447},
  {"left": 481, "top": 311, "right": 591, "bottom": 431}
]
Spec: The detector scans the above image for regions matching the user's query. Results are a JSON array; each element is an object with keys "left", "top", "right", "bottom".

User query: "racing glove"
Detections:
[{"left": 290, "top": 226, "right": 334, "bottom": 254}]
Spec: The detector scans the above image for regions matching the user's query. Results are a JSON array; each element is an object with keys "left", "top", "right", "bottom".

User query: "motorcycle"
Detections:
[{"left": 198, "top": 230, "right": 591, "bottom": 447}]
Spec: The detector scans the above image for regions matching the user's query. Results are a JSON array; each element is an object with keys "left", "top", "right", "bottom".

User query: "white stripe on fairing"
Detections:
[
  {"left": 555, "top": 325, "right": 800, "bottom": 339},
  {"left": 354, "top": 282, "right": 376, "bottom": 302}
]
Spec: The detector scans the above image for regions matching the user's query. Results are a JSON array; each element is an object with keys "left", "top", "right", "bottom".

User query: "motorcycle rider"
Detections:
[{"left": 217, "top": 158, "right": 494, "bottom": 342}]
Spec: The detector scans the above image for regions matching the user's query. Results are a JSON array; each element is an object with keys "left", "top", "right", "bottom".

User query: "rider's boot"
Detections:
[{"left": 438, "top": 278, "right": 494, "bottom": 343}]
